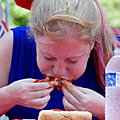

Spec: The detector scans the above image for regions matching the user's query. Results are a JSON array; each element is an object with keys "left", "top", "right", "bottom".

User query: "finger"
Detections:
[
  {"left": 28, "top": 81, "right": 56, "bottom": 91},
  {"left": 18, "top": 78, "right": 36, "bottom": 83},
  {"left": 76, "top": 87, "right": 94, "bottom": 94},
  {"left": 33, "top": 103, "right": 48, "bottom": 110},
  {"left": 33, "top": 77, "right": 50, "bottom": 83},
  {"left": 22, "top": 77, "right": 50, "bottom": 84},
  {"left": 63, "top": 81, "right": 85, "bottom": 100},
  {"left": 14, "top": 78, "right": 50, "bottom": 84},
  {"left": 63, "top": 96, "right": 76, "bottom": 111},
  {"left": 27, "top": 103, "right": 48, "bottom": 110},
  {"left": 62, "top": 86, "right": 80, "bottom": 108},
  {"left": 29, "top": 87, "right": 54, "bottom": 99},
  {"left": 28, "top": 94, "right": 50, "bottom": 107}
]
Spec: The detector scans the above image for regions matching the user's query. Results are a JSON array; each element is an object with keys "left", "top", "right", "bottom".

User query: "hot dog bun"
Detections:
[{"left": 38, "top": 110, "right": 92, "bottom": 120}]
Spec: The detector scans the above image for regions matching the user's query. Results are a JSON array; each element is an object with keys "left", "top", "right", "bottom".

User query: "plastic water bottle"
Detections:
[{"left": 105, "top": 47, "right": 120, "bottom": 120}]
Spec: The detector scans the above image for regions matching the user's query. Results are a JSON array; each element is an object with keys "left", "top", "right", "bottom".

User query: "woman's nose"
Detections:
[{"left": 53, "top": 61, "right": 67, "bottom": 77}]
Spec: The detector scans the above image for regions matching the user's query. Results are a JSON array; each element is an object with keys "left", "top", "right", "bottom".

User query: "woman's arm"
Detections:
[
  {"left": 0, "top": 31, "right": 13, "bottom": 88},
  {"left": 0, "top": 31, "right": 14, "bottom": 116},
  {"left": 0, "top": 31, "right": 55, "bottom": 116}
]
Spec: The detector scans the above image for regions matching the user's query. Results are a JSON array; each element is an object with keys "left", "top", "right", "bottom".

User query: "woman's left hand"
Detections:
[{"left": 62, "top": 81, "right": 105, "bottom": 120}]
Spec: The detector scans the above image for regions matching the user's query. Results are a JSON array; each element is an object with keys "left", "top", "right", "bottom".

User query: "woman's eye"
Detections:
[
  {"left": 67, "top": 58, "right": 78, "bottom": 64},
  {"left": 69, "top": 60, "right": 78, "bottom": 64},
  {"left": 44, "top": 56, "right": 55, "bottom": 61}
]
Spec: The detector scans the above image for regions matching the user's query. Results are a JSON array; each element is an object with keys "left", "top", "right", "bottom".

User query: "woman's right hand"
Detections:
[{"left": 7, "top": 78, "right": 54, "bottom": 109}]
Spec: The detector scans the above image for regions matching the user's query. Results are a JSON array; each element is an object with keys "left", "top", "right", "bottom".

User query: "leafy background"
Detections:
[{"left": 1, "top": 0, "right": 120, "bottom": 30}]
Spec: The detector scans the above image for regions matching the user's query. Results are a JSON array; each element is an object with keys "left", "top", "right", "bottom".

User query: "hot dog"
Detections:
[
  {"left": 34, "top": 78, "right": 68, "bottom": 90},
  {"left": 38, "top": 110, "right": 92, "bottom": 120}
]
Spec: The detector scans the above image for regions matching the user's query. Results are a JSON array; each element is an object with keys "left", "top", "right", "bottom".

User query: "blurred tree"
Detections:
[
  {"left": 1, "top": 0, "right": 30, "bottom": 28},
  {"left": 10, "top": 0, "right": 30, "bottom": 27},
  {"left": 98, "top": 0, "right": 120, "bottom": 29}
]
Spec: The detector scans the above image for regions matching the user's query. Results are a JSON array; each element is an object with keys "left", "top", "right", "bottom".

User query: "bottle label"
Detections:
[{"left": 105, "top": 72, "right": 120, "bottom": 87}]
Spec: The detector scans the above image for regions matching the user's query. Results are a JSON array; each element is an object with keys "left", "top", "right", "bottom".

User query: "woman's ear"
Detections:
[{"left": 90, "top": 42, "right": 95, "bottom": 50}]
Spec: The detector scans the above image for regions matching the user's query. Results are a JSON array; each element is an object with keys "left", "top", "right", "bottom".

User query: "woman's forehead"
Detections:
[
  {"left": 36, "top": 35, "right": 91, "bottom": 57},
  {"left": 36, "top": 34, "right": 88, "bottom": 44}
]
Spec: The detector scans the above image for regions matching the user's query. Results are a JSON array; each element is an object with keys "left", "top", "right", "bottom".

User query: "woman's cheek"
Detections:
[
  {"left": 37, "top": 54, "right": 45, "bottom": 71},
  {"left": 36, "top": 56, "right": 52, "bottom": 72},
  {"left": 36, "top": 47, "right": 53, "bottom": 72},
  {"left": 71, "top": 63, "right": 87, "bottom": 80}
]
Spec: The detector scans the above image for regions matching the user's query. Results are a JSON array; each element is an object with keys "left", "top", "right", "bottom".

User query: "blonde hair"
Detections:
[
  {"left": 29, "top": 0, "right": 117, "bottom": 89},
  {"left": 30, "top": 0, "right": 101, "bottom": 41}
]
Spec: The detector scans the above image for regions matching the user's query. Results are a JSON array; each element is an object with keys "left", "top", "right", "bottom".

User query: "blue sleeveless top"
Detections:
[{"left": 6, "top": 26, "right": 104, "bottom": 120}]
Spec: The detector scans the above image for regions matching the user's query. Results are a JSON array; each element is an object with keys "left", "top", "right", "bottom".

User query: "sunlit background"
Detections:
[{"left": 1, "top": 0, "right": 120, "bottom": 30}]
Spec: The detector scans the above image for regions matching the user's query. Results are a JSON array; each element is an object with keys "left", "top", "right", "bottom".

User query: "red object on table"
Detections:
[
  {"left": 14, "top": 0, "right": 33, "bottom": 10},
  {"left": 12, "top": 119, "right": 22, "bottom": 120},
  {"left": 12, "top": 119, "right": 38, "bottom": 120},
  {"left": 51, "top": 109, "right": 63, "bottom": 111}
]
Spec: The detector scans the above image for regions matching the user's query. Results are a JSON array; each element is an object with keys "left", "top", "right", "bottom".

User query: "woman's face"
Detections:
[{"left": 36, "top": 35, "right": 94, "bottom": 81}]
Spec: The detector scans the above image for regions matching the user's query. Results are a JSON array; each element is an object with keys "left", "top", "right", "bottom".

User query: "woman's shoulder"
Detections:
[
  {"left": 11, "top": 26, "right": 34, "bottom": 45},
  {"left": 11, "top": 26, "right": 30, "bottom": 36},
  {"left": 0, "top": 31, "right": 13, "bottom": 87},
  {"left": 0, "top": 30, "right": 13, "bottom": 61}
]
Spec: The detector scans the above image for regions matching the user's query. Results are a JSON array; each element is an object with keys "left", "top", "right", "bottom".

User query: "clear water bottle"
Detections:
[{"left": 105, "top": 47, "right": 120, "bottom": 120}]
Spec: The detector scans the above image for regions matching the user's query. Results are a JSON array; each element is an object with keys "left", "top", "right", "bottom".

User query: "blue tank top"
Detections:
[{"left": 6, "top": 26, "right": 104, "bottom": 120}]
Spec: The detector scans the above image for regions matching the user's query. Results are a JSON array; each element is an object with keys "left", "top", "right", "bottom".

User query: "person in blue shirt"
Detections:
[{"left": 0, "top": 0, "right": 120, "bottom": 119}]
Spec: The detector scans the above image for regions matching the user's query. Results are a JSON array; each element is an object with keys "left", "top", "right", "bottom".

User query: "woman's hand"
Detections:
[
  {"left": 62, "top": 81, "right": 105, "bottom": 120},
  {"left": 7, "top": 78, "right": 54, "bottom": 109}
]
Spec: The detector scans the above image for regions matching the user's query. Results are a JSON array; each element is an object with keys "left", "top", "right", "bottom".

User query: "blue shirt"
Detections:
[{"left": 6, "top": 26, "right": 104, "bottom": 120}]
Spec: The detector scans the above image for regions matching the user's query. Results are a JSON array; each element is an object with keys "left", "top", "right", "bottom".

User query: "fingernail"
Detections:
[
  {"left": 55, "top": 82, "right": 58, "bottom": 85},
  {"left": 45, "top": 77, "right": 50, "bottom": 81},
  {"left": 60, "top": 80, "right": 64, "bottom": 85}
]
